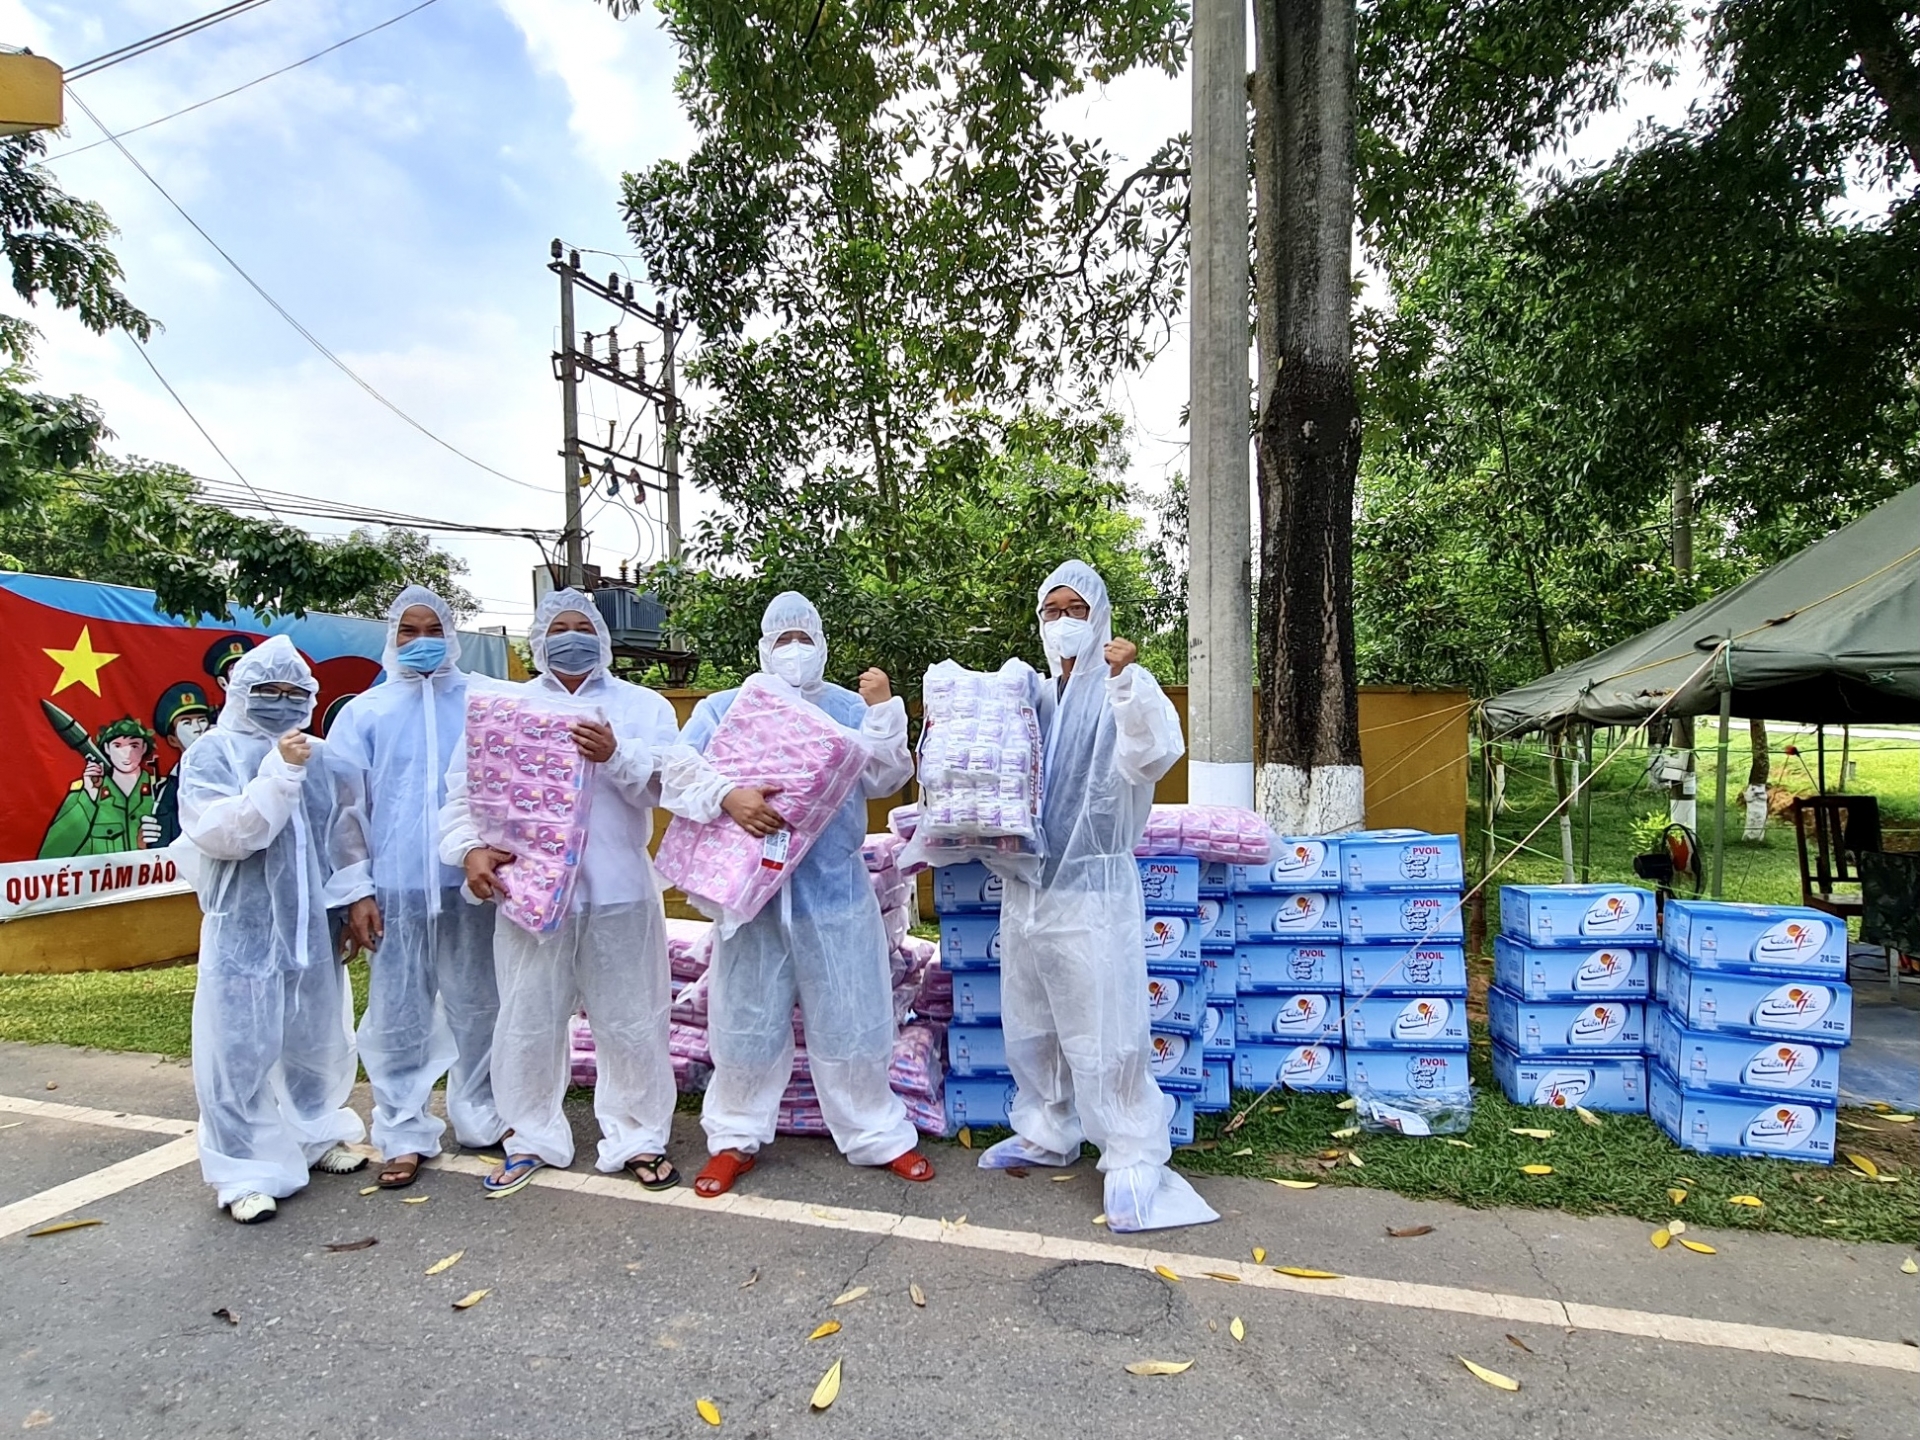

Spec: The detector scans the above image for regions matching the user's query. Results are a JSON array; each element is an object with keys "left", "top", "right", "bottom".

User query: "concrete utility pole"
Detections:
[
  {"left": 1186, "top": 0, "right": 1256, "bottom": 807},
  {"left": 558, "top": 248, "right": 585, "bottom": 588}
]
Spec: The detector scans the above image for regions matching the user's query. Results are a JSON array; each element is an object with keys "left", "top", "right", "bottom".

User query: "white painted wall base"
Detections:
[
  {"left": 1257, "top": 763, "right": 1365, "bottom": 835},
  {"left": 1742, "top": 785, "right": 1769, "bottom": 842},
  {"left": 1670, "top": 797, "right": 1698, "bottom": 832},
  {"left": 1188, "top": 760, "right": 1255, "bottom": 808}
]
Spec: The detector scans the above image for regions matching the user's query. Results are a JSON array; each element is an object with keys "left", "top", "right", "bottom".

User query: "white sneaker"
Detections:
[
  {"left": 312, "top": 1144, "right": 367, "bottom": 1175},
  {"left": 228, "top": 1193, "right": 277, "bottom": 1224}
]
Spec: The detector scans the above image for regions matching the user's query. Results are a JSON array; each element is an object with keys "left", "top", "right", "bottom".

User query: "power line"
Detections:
[
  {"left": 64, "top": 86, "right": 553, "bottom": 498},
  {"left": 122, "top": 331, "right": 282, "bottom": 520},
  {"left": 66, "top": 0, "right": 278, "bottom": 82},
  {"left": 52, "top": 0, "right": 442, "bottom": 160}
]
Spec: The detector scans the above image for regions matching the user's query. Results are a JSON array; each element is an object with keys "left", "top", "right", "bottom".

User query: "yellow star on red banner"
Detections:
[{"left": 44, "top": 626, "right": 120, "bottom": 696}]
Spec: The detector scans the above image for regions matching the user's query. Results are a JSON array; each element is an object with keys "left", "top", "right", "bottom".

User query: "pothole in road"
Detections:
[{"left": 1032, "top": 1261, "right": 1174, "bottom": 1337}]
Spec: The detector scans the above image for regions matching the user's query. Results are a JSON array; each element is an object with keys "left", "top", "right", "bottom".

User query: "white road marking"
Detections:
[{"left": 4, "top": 1093, "right": 1915, "bottom": 1375}]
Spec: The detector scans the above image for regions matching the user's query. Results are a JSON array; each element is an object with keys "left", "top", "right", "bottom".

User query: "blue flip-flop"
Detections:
[{"left": 483, "top": 1154, "right": 545, "bottom": 1198}]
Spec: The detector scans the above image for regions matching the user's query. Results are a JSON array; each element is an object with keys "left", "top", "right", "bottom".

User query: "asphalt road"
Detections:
[{"left": 3, "top": 1042, "right": 1915, "bottom": 1440}]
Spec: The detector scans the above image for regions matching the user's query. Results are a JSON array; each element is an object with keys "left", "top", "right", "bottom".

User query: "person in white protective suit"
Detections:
[
  {"left": 661, "top": 593, "right": 933, "bottom": 1198},
  {"left": 176, "top": 635, "right": 367, "bottom": 1223},
  {"left": 977, "top": 560, "right": 1219, "bottom": 1233},
  {"left": 439, "top": 589, "right": 683, "bottom": 1197},
  {"left": 326, "top": 587, "right": 503, "bottom": 1189}
]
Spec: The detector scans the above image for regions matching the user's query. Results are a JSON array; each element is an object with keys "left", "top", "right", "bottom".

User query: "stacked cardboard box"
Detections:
[{"left": 1227, "top": 837, "right": 1346, "bottom": 1095}]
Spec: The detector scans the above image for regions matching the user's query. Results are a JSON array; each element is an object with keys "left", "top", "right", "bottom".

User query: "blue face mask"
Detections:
[
  {"left": 246, "top": 693, "right": 311, "bottom": 736},
  {"left": 543, "top": 628, "right": 602, "bottom": 677},
  {"left": 395, "top": 636, "right": 448, "bottom": 673}
]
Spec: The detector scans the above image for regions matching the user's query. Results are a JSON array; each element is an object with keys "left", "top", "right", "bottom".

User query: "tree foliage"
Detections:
[{"left": 327, "top": 526, "right": 480, "bottom": 623}]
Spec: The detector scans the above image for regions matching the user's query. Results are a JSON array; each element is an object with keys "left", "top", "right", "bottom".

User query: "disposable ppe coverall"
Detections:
[
  {"left": 177, "top": 635, "right": 364, "bottom": 1207},
  {"left": 439, "top": 589, "right": 678, "bottom": 1171},
  {"left": 980, "top": 561, "right": 1217, "bottom": 1233},
  {"left": 661, "top": 593, "right": 918, "bottom": 1166},
  {"left": 326, "top": 586, "right": 502, "bottom": 1159}
]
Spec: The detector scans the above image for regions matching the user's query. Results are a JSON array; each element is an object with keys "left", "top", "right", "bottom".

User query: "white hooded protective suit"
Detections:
[
  {"left": 439, "top": 589, "right": 679, "bottom": 1171},
  {"left": 981, "top": 561, "right": 1217, "bottom": 1232},
  {"left": 327, "top": 586, "right": 503, "bottom": 1158},
  {"left": 660, "top": 593, "right": 918, "bottom": 1166},
  {"left": 178, "top": 634, "right": 364, "bottom": 1207}
]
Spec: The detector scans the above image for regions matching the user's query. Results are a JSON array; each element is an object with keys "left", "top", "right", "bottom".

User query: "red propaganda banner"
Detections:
[{"left": 0, "top": 573, "right": 510, "bottom": 920}]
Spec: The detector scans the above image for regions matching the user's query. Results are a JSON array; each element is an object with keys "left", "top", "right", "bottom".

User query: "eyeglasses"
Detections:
[
  {"left": 1039, "top": 603, "right": 1091, "bottom": 622},
  {"left": 250, "top": 683, "right": 307, "bottom": 699}
]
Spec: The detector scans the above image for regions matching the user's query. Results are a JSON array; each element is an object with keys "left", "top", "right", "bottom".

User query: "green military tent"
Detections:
[{"left": 1482, "top": 484, "right": 1920, "bottom": 737}]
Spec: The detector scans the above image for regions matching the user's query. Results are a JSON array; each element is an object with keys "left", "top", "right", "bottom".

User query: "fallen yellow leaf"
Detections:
[
  {"left": 1331, "top": 1127, "right": 1360, "bottom": 1139},
  {"left": 25, "top": 1219, "right": 102, "bottom": 1237},
  {"left": 451, "top": 1289, "right": 490, "bottom": 1309},
  {"left": 957, "top": 1127, "right": 973, "bottom": 1150},
  {"left": 1846, "top": 1153, "right": 1881, "bottom": 1179},
  {"left": 808, "top": 1321, "right": 841, "bottom": 1341},
  {"left": 1667, "top": 1188, "right": 1688, "bottom": 1205},
  {"left": 1458, "top": 1356, "right": 1520, "bottom": 1391},
  {"left": 1229, "top": 1316, "right": 1245, "bottom": 1342},
  {"left": 358, "top": 1185, "right": 379, "bottom": 1196},
  {"left": 1442, "top": 1138, "right": 1475, "bottom": 1149},
  {"left": 1728, "top": 1195, "right": 1764, "bottom": 1209},
  {"left": 1668, "top": 1219, "right": 1688, "bottom": 1237},
  {"left": 1123, "top": 1360, "right": 1193, "bottom": 1376},
  {"left": 830, "top": 1286, "right": 868, "bottom": 1307},
  {"left": 1273, "top": 1266, "right": 1341, "bottom": 1280},
  {"left": 424, "top": 1250, "right": 464, "bottom": 1276},
  {"left": 1650, "top": 1228, "right": 1671, "bottom": 1249},
  {"left": 1202, "top": 1271, "right": 1241, "bottom": 1283},
  {"left": 1336, "top": 1097, "right": 1358, "bottom": 1110},
  {"left": 696, "top": 1397, "right": 721, "bottom": 1427},
  {"left": 1154, "top": 1265, "right": 1182, "bottom": 1282},
  {"left": 1093, "top": 1213, "right": 1109, "bottom": 1226},
  {"left": 400, "top": 1196, "right": 430, "bottom": 1205},
  {"left": 1251, "top": 1247, "right": 1267, "bottom": 1263},
  {"left": 1509, "top": 1127, "right": 1555, "bottom": 1140},
  {"left": 1883, "top": 1114, "right": 1915, "bottom": 1124},
  {"left": 810, "top": 1359, "right": 843, "bottom": 1411},
  {"left": 1229, "top": 1146, "right": 1254, "bottom": 1157},
  {"left": 1679, "top": 1239, "right": 1716, "bottom": 1255},
  {"left": 1049, "top": 1174, "right": 1076, "bottom": 1183},
  {"left": 1519, "top": 1165, "right": 1553, "bottom": 1176},
  {"left": 910, "top": 1283, "right": 926, "bottom": 1307},
  {"left": 1270, "top": 1179, "right": 1318, "bottom": 1190},
  {"left": 1575, "top": 1106, "right": 1603, "bottom": 1128},
  {"left": 1348, "top": 1151, "right": 1365, "bottom": 1169},
  {"left": 1900, "top": 1257, "right": 1917, "bottom": 1275}
]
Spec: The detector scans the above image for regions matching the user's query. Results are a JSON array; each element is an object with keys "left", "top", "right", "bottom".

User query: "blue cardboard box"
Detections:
[
  {"left": 1168, "top": 1093, "right": 1198, "bottom": 1146},
  {"left": 1345, "top": 1049, "right": 1472, "bottom": 1097},
  {"left": 946, "top": 1022, "right": 1010, "bottom": 1076},
  {"left": 1145, "top": 970, "right": 1206, "bottom": 1037},
  {"left": 1199, "top": 861, "right": 1234, "bottom": 896},
  {"left": 1147, "top": 1030, "right": 1205, "bottom": 1093},
  {"left": 1235, "top": 891, "right": 1342, "bottom": 941},
  {"left": 1661, "top": 899, "right": 1847, "bottom": 979},
  {"left": 1492, "top": 1045, "right": 1648, "bottom": 1112},
  {"left": 938, "top": 912, "right": 1002, "bottom": 971},
  {"left": 1649, "top": 1063, "right": 1836, "bottom": 1163},
  {"left": 1229, "top": 836, "right": 1342, "bottom": 892},
  {"left": 1236, "top": 940, "right": 1344, "bottom": 992},
  {"left": 1657, "top": 956, "right": 1853, "bottom": 1043},
  {"left": 1138, "top": 855, "right": 1202, "bottom": 914},
  {"left": 1201, "top": 1001, "right": 1235, "bottom": 1057},
  {"left": 1486, "top": 986, "right": 1647, "bottom": 1057},
  {"left": 1233, "top": 1041, "right": 1347, "bottom": 1092},
  {"left": 1195, "top": 1060, "right": 1231, "bottom": 1113},
  {"left": 1343, "top": 942, "right": 1468, "bottom": 997},
  {"left": 1647, "top": 1006, "right": 1842, "bottom": 1102},
  {"left": 1344, "top": 994, "right": 1471, "bottom": 1051},
  {"left": 1236, "top": 991, "right": 1344, "bottom": 1046},
  {"left": 950, "top": 970, "right": 1004, "bottom": 1025},
  {"left": 1201, "top": 953, "right": 1236, "bottom": 1001},
  {"left": 1339, "top": 833, "right": 1464, "bottom": 892},
  {"left": 1342, "top": 892, "right": 1466, "bottom": 944},
  {"left": 1491, "top": 935, "right": 1650, "bottom": 1001},
  {"left": 1499, "top": 884, "right": 1658, "bottom": 947},
  {"left": 944, "top": 1074, "right": 1015, "bottom": 1130},
  {"left": 931, "top": 862, "right": 1003, "bottom": 914},
  {"left": 1198, "top": 896, "right": 1237, "bottom": 952},
  {"left": 1142, "top": 913, "right": 1204, "bottom": 976}
]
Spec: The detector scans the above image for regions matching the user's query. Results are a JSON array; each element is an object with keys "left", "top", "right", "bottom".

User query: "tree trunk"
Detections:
[
  {"left": 1668, "top": 468, "right": 1696, "bottom": 825},
  {"left": 1251, "top": 0, "right": 1364, "bottom": 835},
  {"left": 1746, "top": 715, "right": 1770, "bottom": 788},
  {"left": 1846, "top": 0, "right": 1920, "bottom": 173}
]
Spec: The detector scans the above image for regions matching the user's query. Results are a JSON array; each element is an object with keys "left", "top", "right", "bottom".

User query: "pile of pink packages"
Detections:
[
  {"left": 1134, "top": 804, "right": 1273, "bottom": 865},
  {"left": 654, "top": 676, "right": 870, "bottom": 932},
  {"left": 463, "top": 685, "right": 597, "bottom": 934},
  {"left": 901, "top": 659, "right": 1044, "bottom": 868}
]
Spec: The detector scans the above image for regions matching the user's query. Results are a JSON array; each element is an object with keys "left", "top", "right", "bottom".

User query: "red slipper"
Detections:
[
  {"left": 694, "top": 1150, "right": 756, "bottom": 1199},
  {"left": 885, "top": 1150, "right": 935, "bottom": 1182}
]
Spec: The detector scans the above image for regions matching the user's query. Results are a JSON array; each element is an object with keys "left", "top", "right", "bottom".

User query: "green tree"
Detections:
[{"left": 328, "top": 526, "right": 480, "bottom": 623}]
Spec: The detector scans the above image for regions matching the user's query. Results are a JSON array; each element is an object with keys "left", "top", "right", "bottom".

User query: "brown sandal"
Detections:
[
  {"left": 693, "top": 1150, "right": 755, "bottom": 1199},
  {"left": 377, "top": 1155, "right": 421, "bottom": 1189}
]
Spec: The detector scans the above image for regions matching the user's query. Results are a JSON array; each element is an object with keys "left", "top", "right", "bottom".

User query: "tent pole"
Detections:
[
  {"left": 1580, "top": 725, "right": 1595, "bottom": 883},
  {"left": 1817, "top": 725, "right": 1826, "bottom": 794},
  {"left": 1711, "top": 654, "right": 1732, "bottom": 898}
]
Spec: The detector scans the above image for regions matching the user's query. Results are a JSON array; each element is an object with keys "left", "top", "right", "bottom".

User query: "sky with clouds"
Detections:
[{"left": 2, "top": 0, "right": 1200, "bottom": 633}]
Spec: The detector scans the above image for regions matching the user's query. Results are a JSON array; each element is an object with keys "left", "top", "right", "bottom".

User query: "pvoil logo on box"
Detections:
[
  {"left": 1273, "top": 894, "right": 1329, "bottom": 928},
  {"left": 1742, "top": 1043, "right": 1815, "bottom": 1088},
  {"left": 1289, "top": 948, "right": 1332, "bottom": 981},
  {"left": 1282, "top": 1046, "right": 1334, "bottom": 1086},
  {"left": 1574, "top": 950, "right": 1633, "bottom": 990},
  {"left": 1406, "top": 1055, "right": 1452, "bottom": 1090},
  {"left": 1144, "top": 917, "right": 1189, "bottom": 962},
  {"left": 1567, "top": 1003, "right": 1628, "bottom": 1046},
  {"left": 1754, "top": 917, "right": 1829, "bottom": 964},
  {"left": 1404, "top": 948, "right": 1444, "bottom": 984},
  {"left": 1399, "top": 896, "right": 1448, "bottom": 932},
  {"left": 1399, "top": 843, "right": 1444, "bottom": 879},
  {"left": 1754, "top": 984, "right": 1832, "bottom": 1030},
  {"left": 1530, "top": 1069, "right": 1594, "bottom": 1108},
  {"left": 1141, "top": 862, "right": 1182, "bottom": 900},
  {"left": 1148, "top": 1033, "right": 1190, "bottom": 1075},
  {"left": 1392, "top": 997, "right": 1451, "bottom": 1041},
  {"left": 1275, "top": 842, "right": 1326, "bottom": 879},
  {"left": 1273, "top": 994, "right": 1331, "bottom": 1037},
  {"left": 1145, "top": 977, "right": 1185, "bottom": 1023},
  {"left": 1579, "top": 891, "right": 1643, "bottom": 936},
  {"left": 1743, "top": 1104, "right": 1815, "bottom": 1150}
]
